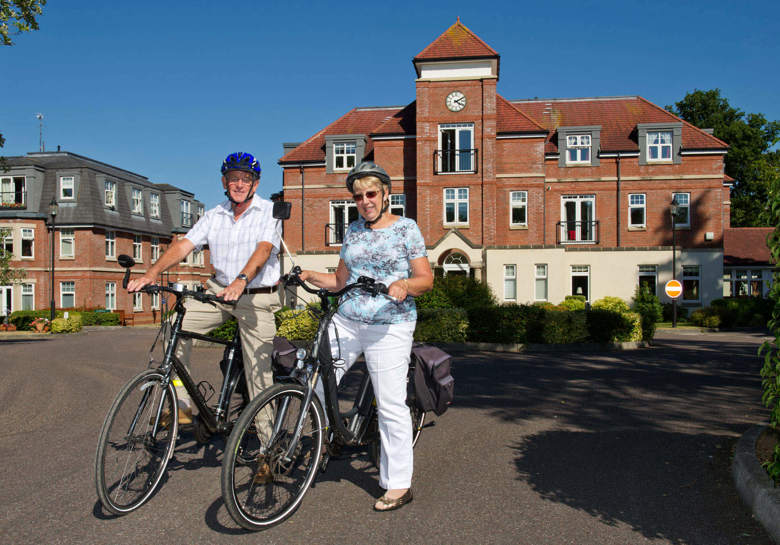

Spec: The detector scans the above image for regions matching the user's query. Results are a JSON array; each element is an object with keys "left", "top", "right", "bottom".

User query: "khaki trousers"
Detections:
[{"left": 174, "top": 279, "right": 280, "bottom": 409}]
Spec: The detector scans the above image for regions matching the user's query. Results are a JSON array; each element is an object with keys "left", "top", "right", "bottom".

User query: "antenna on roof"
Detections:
[{"left": 35, "top": 113, "right": 44, "bottom": 152}]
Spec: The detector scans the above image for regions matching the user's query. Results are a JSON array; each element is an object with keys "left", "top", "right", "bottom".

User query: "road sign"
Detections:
[{"left": 665, "top": 279, "right": 683, "bottom": 299}]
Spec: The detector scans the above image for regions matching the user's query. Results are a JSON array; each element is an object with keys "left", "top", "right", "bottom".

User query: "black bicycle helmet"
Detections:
[
  {"left": 221, "top": 152, "right": 262, "bottom": 178},
  {"left": 345, "top": 161, "right": 391, "bottom": 194}
]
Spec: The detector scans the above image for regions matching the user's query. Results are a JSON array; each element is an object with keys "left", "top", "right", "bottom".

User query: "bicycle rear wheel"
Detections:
[
  {"left": 221, "top": 383, "right": 324, "bottom": 530},
  {"left": 95, "top": 369, "right": 178, "bottom": 515}
]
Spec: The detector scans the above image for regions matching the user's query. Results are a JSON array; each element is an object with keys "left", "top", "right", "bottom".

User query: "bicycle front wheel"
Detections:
[
  {"left": 95, "top": 369, "right": 178, "bottom": 515},
  {"left": 221, "top": 383, "right": 324, "bottom": 530}
]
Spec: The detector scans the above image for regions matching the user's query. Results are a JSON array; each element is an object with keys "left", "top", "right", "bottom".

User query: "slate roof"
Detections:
[
  {"left": 724, "top": 228, "right": 775, "bottom": 266},
  {"left": 511, "top": 96, "right": 728, "bottom": 154}
]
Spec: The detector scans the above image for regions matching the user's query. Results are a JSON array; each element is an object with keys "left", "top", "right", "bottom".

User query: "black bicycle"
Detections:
[
  {"left": 220, "top": 266, "right": 425, "bottom": 530},
  {"left": 94, "top": 254, "right": 249, "bottom": 515}
]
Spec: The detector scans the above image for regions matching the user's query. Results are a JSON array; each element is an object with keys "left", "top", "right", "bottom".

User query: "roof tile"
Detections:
[
  {"left": 414, "top": 19, "right": 499, "bottom": 61},
  {"left": 724, "top": 228, "right": 775, "bottom": 266}
]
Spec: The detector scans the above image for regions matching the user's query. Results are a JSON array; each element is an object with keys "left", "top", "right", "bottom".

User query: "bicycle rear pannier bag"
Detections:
[
  {"left": 272, "top": 336, "right": 297, "bottom": 377},
  {"left": 411, "top": 343, "right": 454, "bottom": 416}
]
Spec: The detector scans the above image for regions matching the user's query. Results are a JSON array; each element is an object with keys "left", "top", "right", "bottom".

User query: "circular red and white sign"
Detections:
[{"left": 665, "top": 279, "right": 683, "bottom": 299}]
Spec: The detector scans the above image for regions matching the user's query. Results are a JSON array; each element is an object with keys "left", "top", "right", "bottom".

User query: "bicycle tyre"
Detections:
[
  {"left": 221, "top": 383, "right": 324, "bottom": 530},
  {"left": 95, "top": 369, "right": 178, "bottom": 515}
]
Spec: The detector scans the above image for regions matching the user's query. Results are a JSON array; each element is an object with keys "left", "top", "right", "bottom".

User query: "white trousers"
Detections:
[{"left": 316, "top": 313, "right": 416, "bottom": 490}]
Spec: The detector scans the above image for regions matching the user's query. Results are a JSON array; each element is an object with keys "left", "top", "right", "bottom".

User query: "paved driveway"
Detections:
[{"left": 0, "top": 327, "right": 773, "bottom": 544}]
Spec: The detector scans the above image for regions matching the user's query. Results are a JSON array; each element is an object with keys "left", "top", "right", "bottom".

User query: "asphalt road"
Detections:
[{"left": 0, "top": 327, "right": 774, "bottom": 544}]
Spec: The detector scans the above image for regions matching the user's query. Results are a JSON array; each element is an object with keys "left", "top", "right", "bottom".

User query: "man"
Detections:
[{"left": 127, "top": 152, "right": 281, "bottom": 424}]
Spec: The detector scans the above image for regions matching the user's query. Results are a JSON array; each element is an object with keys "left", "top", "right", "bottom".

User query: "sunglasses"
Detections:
[{"left": 353, "top": 190, "right": 379, "bottom": 202}]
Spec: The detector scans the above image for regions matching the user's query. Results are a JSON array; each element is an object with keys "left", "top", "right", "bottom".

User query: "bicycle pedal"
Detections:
[{"left": 320, "top": 452, "right": 330, "bottom": 473}]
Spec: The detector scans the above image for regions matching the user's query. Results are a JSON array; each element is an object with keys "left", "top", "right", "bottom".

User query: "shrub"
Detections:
[
  {"left": 10, "top": 310, "right": 53, "bottom": 330},
  {"left": 95, "top": 312, "right": 121, "bottom": 326},
  {"left": 207, "top": 318, "right": 238, "bottom": 341},
  {"left": 662, "top": 302, "right": 689, "bottom": 322},
  {"left": 632, "top": 286, "right": 663, "bottom": 341},
  {"left": 51, "top": 316, "right": 82, "bottom": 333},
  {"left": 587, "top": 308, "right": 632, "bottom": 343},
  {"left": 426, "top": 275, "right": 496, "bottom": 313},
  {"left": 540, "top": 308, "right": 588, "bottom": 344},
  {"left": 467, "top": 304, "right": 543, "bottom": 344},
  {"left": 591, "top": 296, "right": 630, "bottom": 314},
  {"left": 276, "top": 309, "right": 319, "bottom": 341},
  {"left": 415, "top": 284, "right": 455, "bottom": 309},
  {"left": 710, "top": 297, "right": 774, "bottom": 328},
  {"left": 414, "top": 308, "right": 468, "bottom": 343},
  {"left": 703, "top": 314, "right": 721, "bottom": 329},
  {"left": 560, "top": 295, "right": 586, "bottom": 311}
]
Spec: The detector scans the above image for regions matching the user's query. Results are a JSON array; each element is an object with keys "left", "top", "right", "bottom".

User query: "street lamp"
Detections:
[
  {"left": 49, "top": 197, "right": 58, "bottom": 323},
  {"left": 670, "top": 198, "right": 679, "bottom": 328}
]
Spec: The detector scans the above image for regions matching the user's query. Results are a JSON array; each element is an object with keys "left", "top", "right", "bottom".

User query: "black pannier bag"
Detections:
[
  {"left": 272, "top": 336, "right": 297, "bottom": 378},
  {"left": 410, "top": 343, "right": 454, "bottom": 416}
]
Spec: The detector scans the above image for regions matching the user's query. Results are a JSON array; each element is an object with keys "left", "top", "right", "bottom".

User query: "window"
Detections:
[
  {"left": 1, "top": 231, "right": 12, "bottom": 256},
  {"left": 0, "top": 176, "right": 26, "bottom": 207},
  {"left": 60, "top": 281, "right": 75, "bottom": 308},
  {"left": 724, "top": 269, "right": 765, "bottom": 297},
  {"left": 503, "top": 265, "right": 517, "bottom": 301},
  {"left": 510, "top": 191, "right": 528, "bottom": 227},
  {"left": 560, "top": 195, "right": 596, "bottom": 243},
  {"left": 628, "top": 194, "right": 646, "bottom": 228},
  {"left": 180, "top": 200, "right": 192, "bottom": 227},
  {"left": 151, "top": 237, "right": 160, "bottom": 261},
  {"left": 333, "top": 142, "right": 356, "bottom": 170},
  {"left": 566, "top": 135, "right": 591, "bottom": 164},
  {"left": 443, "top": 252, "right": 470, "bottom": 276},
  {"left": 438, "top": 123, "right": 475, "bottom": 173},
  {"left": 571, "top": 265, "right": 590, "bottom": 301},
  {"left": 132, "top": 188, "right": 144, "bottom": 215},
  {"left": 105, "top": 282, "right": 116, "bottom": 311},
  {"left": 638, "top": 265, "right": 657, "bottom": 296},
  {"left": 444, "top": 188, "right": 469, "bottom": 225},
  {"left": 647, "top": 131, "right": 673, "bottom": 161},
  {"left": 21, "top": 228, "right": 33, "bottom": 258},
  {"left": 133, "top": 292, "right": 143, "bottom": 312},
  {"left": 390, "top": 194, "right": 406, "bottom": 216},
  {"left": 60, "top": 229, "right": 75, "bottom": 258},
  {"left": 150, "top": 193, "right": 160, "bottom": 218},
  {"left": 105, "top": 231, "right": 115, "bottom": 259},
  {"left": 197, "top": 204, "right": 204, "bottom": 222},
  {"left": 151, "top": 291, "right": 160, "bottom": 310},
  {"left": 535, "top": 264, "right": 548, "bottom": 301},
  {"left": 104, "top": 180, "right": 116, "bottom": 207},
  {"left": 60, "top": 176, "right": 75, "bottom": 200},
  {"left": 682, "top": 265, "right": 700, "bottom": 303},
  {"left": 192, "top": 248, "right": 204, "bottom": 266},
  {"left": 133, "top": 235, "right": 142, "bottom": 261},
  {"left": 672, "top": 193, "right": 690, "bottom": 228},
  {"left": 329, "top": 200, "right": 359, "bottom": 245},
  {"left": 22, "top": 283, "right": 34, "bottom": 310}
]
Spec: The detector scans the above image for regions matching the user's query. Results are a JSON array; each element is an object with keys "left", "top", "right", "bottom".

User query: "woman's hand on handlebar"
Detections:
[
  {"left": 127, "top": 275, "right": 155, "bottom": 293},
  {"left": 387, "top": 278, "right": 409, "bottom": 303}
]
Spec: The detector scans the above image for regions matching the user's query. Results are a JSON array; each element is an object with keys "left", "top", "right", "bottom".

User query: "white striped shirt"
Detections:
[{"left": 185, "top": 194, "right": 281, "bottom": 288}]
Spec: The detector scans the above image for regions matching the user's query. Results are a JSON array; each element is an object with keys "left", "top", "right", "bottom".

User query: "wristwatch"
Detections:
[{"left": 236, "top": 273, "right": 249, "bottom": 283}]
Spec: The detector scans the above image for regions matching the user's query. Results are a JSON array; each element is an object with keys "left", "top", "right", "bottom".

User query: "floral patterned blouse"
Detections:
[{"left": 337, "top": 216, "right": 427, "bottom": 324}]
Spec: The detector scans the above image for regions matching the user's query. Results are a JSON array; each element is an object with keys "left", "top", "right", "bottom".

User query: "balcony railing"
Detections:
[
  {"left": 557, "top": 220, "right": 599, "bottom": 244},
  {"left": 0, "top": 190, "right": 27, "bottom": 209},
  {"left": 181, "top": 212, "right": 193, "bottom": 227},
  {"left": 325, "top": 223, "right": 348, "bottom": 246},
  {"left": 434, "top": 149, "right": 478, "bottom": 174}
]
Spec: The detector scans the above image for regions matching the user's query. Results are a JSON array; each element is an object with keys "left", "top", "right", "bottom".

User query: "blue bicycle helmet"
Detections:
[{"left": 221, "top": 152, "right": 262, "bottom": 178}]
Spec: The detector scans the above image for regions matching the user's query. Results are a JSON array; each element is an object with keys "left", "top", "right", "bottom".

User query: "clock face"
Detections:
[{"left": 445, "top": 91, "right": 466, "bottom": 112}]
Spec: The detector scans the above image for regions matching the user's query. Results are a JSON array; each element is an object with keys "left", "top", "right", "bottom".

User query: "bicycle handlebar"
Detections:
[
  {"left": 136, "top": 283, "right": 235, "bottom": 306},
  {"left": 283, "top": 266, "right": 388, "bottom": 299}
]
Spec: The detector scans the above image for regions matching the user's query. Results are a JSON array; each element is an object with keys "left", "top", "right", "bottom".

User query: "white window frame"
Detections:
[
  {"left": 197, "top": 204, "right": 204, "bottom": 222},
  {"left": 180, "top": 200, "right": 192, "bottom": 227},
  {"left": 672, "top": 192, "right": 690, "bottom": 228},
  {"left": 638, "top": 264, "right": 657, "bottom": 296},
  {"left": 329, "top": 200, "right": 359, "bottom": 245},
  {"left": 21, "top": 283, "right": 34, "bottom": 311},
  {"left": 682, "top": 265, "right": 700, "bottom": 303},
  {"left": 105, "top": 282, "right": 116, "bottom": 311},
  {"left": 438, "top": 123, "right": 475, "bottom": 173},
  {"left": 20, "top": 228, "right": 34, "bottom": 258},
  {"left": 133, "top": 235, "right": 143, "bottom": 261},
  {"left": 133, "top": 292, "right": 143, "bottom": 312},
  {"left": 1, "top": 176, "right": 26, "bottom": 206},
  {"left": 570, "top": 265, "right": 590, "bottom": 302},
  {"left": 150, "top": 193, "right": 160, "bottom": 218},
  {"left": 131, "top": 188, "right": 144, "bottom": 215},
  {"left": 60, "top": 176, "right": 75, "bottom": 200},
  {"left": 151, "top": 237, "right": 160, "bottom": 262},
  {"left": 105, "top": 231, "right": 116, "bottom": 259},
  {"left": 535, "top": 264, "right": 548, "bottom": 301},
  {"left": 503, "top": 264, "right": 517, "bottom": 301},
  {"left": 565, "top": 134, "right": 591, "bottom": 165},
  {"left": 444, "top": 187, "right": 469, "bottom": 225},
  {"left": 510, "top": 191, "right": 528, "bottom": 227},
  {"left": 60, "top": 281, "right": 75, "bottom": 309},
  {"left": 390, "top": 194, "right": 406, "bottom": 216},
  {"left": 104, "top": 180, "right": 117, "bottom": 207},
  {"left": 725, "top": 268, "right": 767, "bottom": 297},
  {"left": 60, "top": 229, "right": 75, "bottom": 258},
  {"left": 333, "top": 142, "right": 357, "bottom": 171},
  {"left": 151, "top": 291, "right": 160, "bottom": 310},
  {"left": 628, "top": 194, "right": 646, "bottom": 228},
  {"left": 560, "top": 194, "right": 596, "bottom": 243},
  {"left": 2, "top": 230, "right": 13, "bottom": 255},
  {"left": 647, "top": 130, "right": 673, "bottom": 162}
]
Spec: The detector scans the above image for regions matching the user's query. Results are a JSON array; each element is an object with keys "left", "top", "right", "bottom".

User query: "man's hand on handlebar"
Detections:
[
  {"left": 216, "top": 279, "right": 246, "bottom": 302},
  {"left": 126, "top": 275, "right": 155, "bottom": 293}
]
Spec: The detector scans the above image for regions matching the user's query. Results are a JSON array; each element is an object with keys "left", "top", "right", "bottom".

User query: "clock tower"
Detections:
[{"left": 412, "top": 18, "right": 500, "bottom": 249}]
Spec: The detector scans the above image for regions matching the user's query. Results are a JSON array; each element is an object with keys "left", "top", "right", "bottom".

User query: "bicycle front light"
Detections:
[{"left": 296, "top": 348, "right": 308, "bottom": 361}]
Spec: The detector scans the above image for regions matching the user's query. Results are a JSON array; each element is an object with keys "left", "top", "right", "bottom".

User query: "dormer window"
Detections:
[
  {"left": 638, "top": 122, "right": 682, "bottom": 165},
  {"left": 334, "top": 142, "right": 356, "bottom": 170},
  {"left": 325, "top": 135, "right": 367, "bottom": 174},
  {"left": 104, "top": 180, "right": 116, "bottom": 207},
  {"left": 557, "top": 126, "right": 600, "bottom": 167},
  {"left": 647, "top": 131, "right": 672, "bottom": 161}
]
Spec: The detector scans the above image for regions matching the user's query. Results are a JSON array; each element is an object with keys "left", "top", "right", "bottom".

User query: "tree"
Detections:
[
  {"left": 0, "top": 0, "right": 46, "bottom": 46},
  {"left": 0, "top": 228, "right": 25, "bottom": 286},
  {"left": 667, "top": 89, "right": 780, "bottom": 227}
]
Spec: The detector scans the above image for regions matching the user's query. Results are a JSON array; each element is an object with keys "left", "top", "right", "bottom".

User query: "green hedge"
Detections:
[
  {"left": 9, "top": 309, "right": 119, "bottom": 330},
  {"left": 414, "top": 308, "right": 468, "bottom": 343}
]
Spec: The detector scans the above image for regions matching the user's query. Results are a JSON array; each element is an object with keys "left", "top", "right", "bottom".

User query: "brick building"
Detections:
[
  {"left": 0, "top": 151, "right": 213, "bottom": 324},
  {"left": 278, "top": 20, "right": 732, "bottom": 308}
]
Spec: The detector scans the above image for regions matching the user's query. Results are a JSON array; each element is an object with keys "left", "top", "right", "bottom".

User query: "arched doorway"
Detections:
[{"left": 442, "top": 252, "right": 470, "bottom": 277}]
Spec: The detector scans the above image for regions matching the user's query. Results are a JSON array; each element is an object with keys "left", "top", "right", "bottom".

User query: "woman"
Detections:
[{"left": 299, "top": 161, "right": 433, "bottom": 511}]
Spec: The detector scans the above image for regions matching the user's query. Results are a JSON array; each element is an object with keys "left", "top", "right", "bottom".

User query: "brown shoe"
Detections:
[
  {"left": 374, "top": 489, "right": 413, "bottom": 512},
  {"left": 177, "top": 406, "right": 192, "bottom": 426},
  {"left": 253, "top": 460, "right": 273, "bottom": 484}
]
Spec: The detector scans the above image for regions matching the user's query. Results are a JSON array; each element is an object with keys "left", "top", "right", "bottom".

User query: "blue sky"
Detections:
[{"left": 2, "top": 0, "right": 778, "bottom": 206}]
